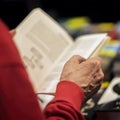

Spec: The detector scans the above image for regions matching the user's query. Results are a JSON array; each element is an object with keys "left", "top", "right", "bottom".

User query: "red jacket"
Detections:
[{"left": 0, "top": 20, "right": 85, "bottom": 120}]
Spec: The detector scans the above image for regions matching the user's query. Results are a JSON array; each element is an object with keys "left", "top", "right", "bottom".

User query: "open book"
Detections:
[{"left": 13, "top": 7, "right": 110, "bottom": 94}]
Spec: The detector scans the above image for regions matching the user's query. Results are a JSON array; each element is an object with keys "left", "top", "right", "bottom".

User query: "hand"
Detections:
[
  {"left": 10, "top": 29, "right": 16, "bottom": 37},
  {"left": 60, "top": 55, "right": 104, "bottom": 101}
]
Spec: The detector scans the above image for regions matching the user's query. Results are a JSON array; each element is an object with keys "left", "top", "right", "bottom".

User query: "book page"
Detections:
[
  {"left": 71, "top": 33, "right": 109, "bottom": 59},
  {"left": 37, "top": 33, "right": 110, "bottom": 108},
  {"left": 13, "top": 8, "right": 74, "bottom": 92},
  {"left": 38, "top": 33, "right": 110, "bottom": 94}
]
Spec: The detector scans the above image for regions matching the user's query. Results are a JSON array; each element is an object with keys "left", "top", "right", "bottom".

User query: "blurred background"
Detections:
[
  {"left": 1, "top": 0, "right": 120, "bottom": 120},
  {"left": 0, "top": 0, "right": 120, "bottom": 29}
]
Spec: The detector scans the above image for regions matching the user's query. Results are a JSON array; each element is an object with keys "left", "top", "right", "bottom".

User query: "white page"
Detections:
[
  {"left": 38, "top": 33, "right": 109, "bottom": 94},
  {"left": 72, "top": 33, "right": 108, "bottom": 59},
  {"left": 38, "top": 33, "right": 109, "bottom": 108},
  {"left": 13, "top": 8, "right": 74, "bottom": 92},
  {"left": 13, "top": 7, "right": 109, "bottom": 95}
]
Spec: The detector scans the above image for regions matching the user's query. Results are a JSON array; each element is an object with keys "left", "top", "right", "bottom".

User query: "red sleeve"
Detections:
[
  {"left": 0, "top": 20, "right": 44, "bottom": 120},
  {"left": 0, "top": 19, "right": 85, "bottom": 120},
  {"left": 44, "top": 81, "right": 85, "bottom": 120}
]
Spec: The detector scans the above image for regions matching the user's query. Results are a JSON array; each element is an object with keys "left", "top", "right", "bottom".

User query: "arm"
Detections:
[
  {"left": 0, "top": 20, "right": 85, "bottom": 120},
  {"left": 0, "top": 19, "right": 44, "bottom": 120},
  {"left": 44, "top": 55, "right": 104, "bottom": 120},
  {"left": 44, "top": 81, "right": 85, "bottom": 120},
  {"left": 0, "top": 19, "right": 104, "bottom": 120}
]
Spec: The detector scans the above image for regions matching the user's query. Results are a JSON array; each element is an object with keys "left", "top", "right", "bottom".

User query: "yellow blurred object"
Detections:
[
  {"left": 98, "top": 22, "right": 115, "bottom": 31},
  {"left": 99, "top": 49, "right": 117, "bottom": 57},
  {"left": 101, "top": 81, "right": 110, "bottom": 88},
  {"left": 99, "top": 40, "right": 120, "bottom": 57},
  {"left": 65, "top": 17, "right": 90, "bottom": 30}
]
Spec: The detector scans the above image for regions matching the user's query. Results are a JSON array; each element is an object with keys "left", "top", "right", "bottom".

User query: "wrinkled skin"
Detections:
[{"left": 60, "top": 55, "right": 104, "bottom": 101}]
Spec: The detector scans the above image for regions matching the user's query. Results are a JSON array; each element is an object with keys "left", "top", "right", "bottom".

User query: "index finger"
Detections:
[{"left": 86, "top": 57, "right": 102, "bottom": 73}]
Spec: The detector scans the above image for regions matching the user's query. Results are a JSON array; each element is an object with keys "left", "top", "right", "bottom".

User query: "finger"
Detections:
[
  {"left": 89, "top": 57, "right": 102, "bottom": 66},
  {"left": 86, "top": 57, "right": 102, "bottom": 74},
  {"left": 10, "top": 29, "right": 16, "bottom": 36},
  {"left": 85, "top": 84, "right": 101, "bottom": 101},
  {"left": 91, "top": 69, "right": 104, "bottom": 87},
  {"left": 96, "top": 68, "right": 104, "bottom": 80},
  {"left": 69, "top": 55, "right": 86, "bottom": 64}
]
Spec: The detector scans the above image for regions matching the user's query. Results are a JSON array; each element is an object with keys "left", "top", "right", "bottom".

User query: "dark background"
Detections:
[{"left": 0, "top": 0, "right": 120, "bottom": 29}]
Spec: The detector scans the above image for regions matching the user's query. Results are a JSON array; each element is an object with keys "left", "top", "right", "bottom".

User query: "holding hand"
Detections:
[
  {"left": 10, "top": 29, "right": 16, "bottom": 36},
  {"left": 60, "top": 55, "right": 104, "bottom": 101}
]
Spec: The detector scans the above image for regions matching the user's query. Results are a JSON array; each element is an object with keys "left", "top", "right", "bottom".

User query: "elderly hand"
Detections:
[
  {"left": 10, "top": 29, "right": 16, "bottom": 37},
  {"left": 60, "top": 55, "right": 104, "bottom": 101}
]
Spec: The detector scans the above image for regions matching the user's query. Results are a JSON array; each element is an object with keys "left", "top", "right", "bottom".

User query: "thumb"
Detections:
[
  {"left": 10, "top": 29, "right": 16, "bottom": 37},
  {"left": 69, "top": 55, "right": 86, "bottom": 64}
]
